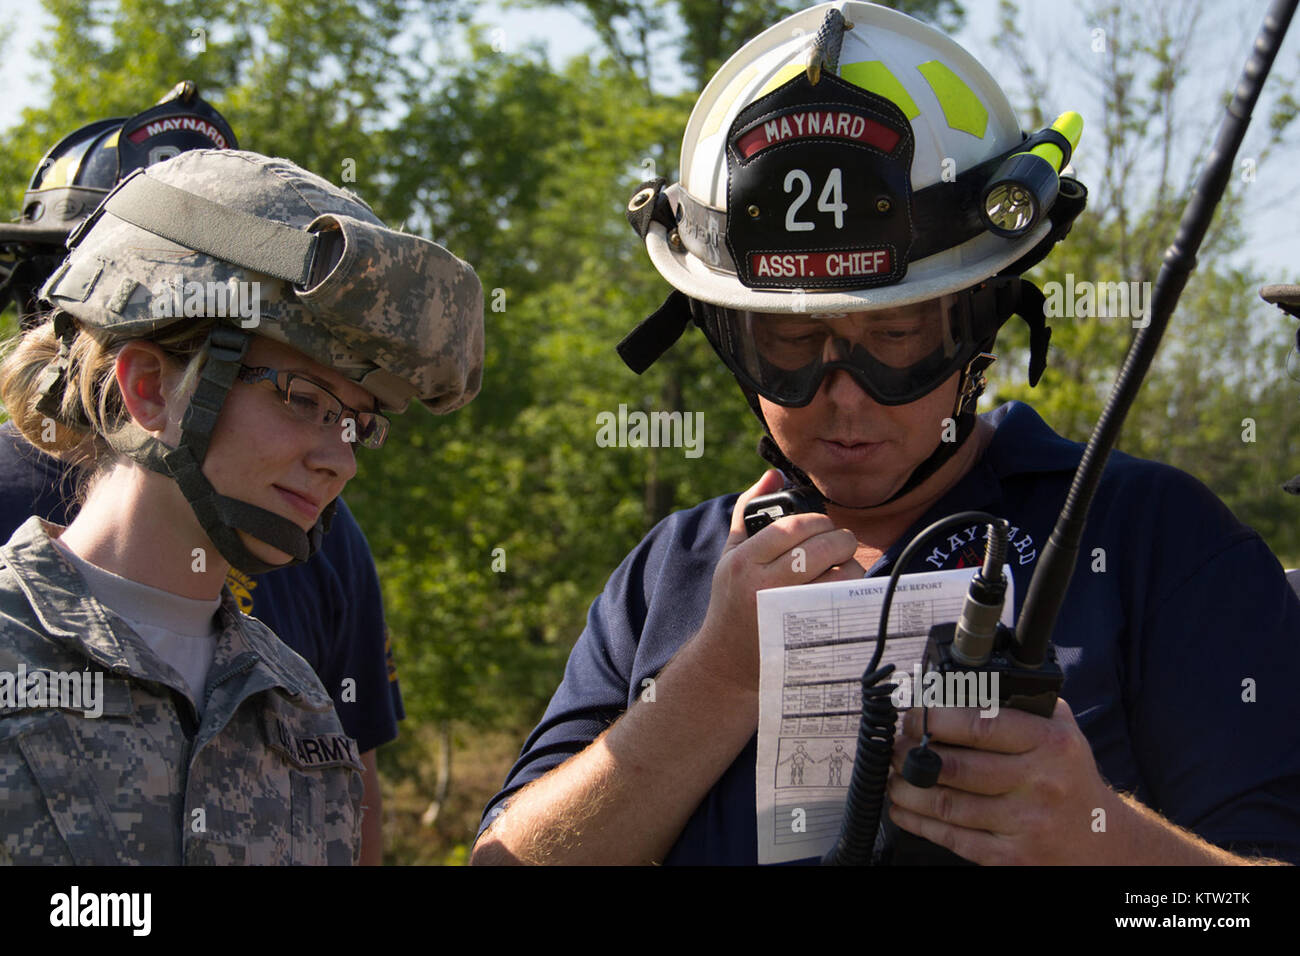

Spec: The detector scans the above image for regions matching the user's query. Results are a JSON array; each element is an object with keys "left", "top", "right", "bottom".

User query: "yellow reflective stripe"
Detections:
[
  {"left": 754, "top": 62, "right": 805, "bottom": 101},
  {"left": 916, "top": 60, "right": 988, "bottom": 138},
  {"left": 839, "top": 61, "right": 920, "bottom": 119},
  {"left": 699, "top": 64, "right": 760, "bottom": 140},
  {"left": 40, "top": 155, "right": 78, "bottom": 189}
]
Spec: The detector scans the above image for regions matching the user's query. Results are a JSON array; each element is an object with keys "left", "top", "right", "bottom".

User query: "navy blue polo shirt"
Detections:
[
  {"left": 481, "top": 401, "right": 1300, "bottom": 864},
  {"left": 0, "top": 422, "right": 404, "bottom": 752}
]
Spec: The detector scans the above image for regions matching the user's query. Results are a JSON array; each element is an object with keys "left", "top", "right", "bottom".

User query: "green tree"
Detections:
[
  {"left": 343, "top": 37, "right": 762, "bottom": 735},
  {"left": 0, "top": 0, "right": 466, "bottom": 220},
  {"left": 521, "top": 0, "right": 966, "bottom": 88},
  {"left": 987, "top": 0, "right": 1300, "bottom": 565}
]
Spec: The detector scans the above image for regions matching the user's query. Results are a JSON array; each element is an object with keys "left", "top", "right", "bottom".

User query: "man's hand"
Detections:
[
  {"left": 886, "top": 697, "right": 1289, "bottom": 865},
  {"left": 886, "top": 698, "right": 1119, "bottom": 865},
  {"left": 691, "top": 469, "right": 864, "bottom": 695}
]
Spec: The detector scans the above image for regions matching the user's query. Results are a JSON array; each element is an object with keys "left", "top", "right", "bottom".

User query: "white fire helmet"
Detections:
[
  {"left": 621, "top": 1, "right": 1086, "bottom": 506},
  {"left": 641, "top": 0, "right": 1070, "bottom": 312}
]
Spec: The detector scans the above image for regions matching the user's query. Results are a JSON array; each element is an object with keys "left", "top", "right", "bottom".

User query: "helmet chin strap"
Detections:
[
  {"left": 103, "top": 325, "right": 334, "bottom": 575},
  {"left": 746, "top": 343, "right": 996, "bottom": 513}
]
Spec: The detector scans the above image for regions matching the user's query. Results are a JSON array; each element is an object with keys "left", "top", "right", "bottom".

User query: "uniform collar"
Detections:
[
  {"left": 980, "top": 401, "right": 1088, "bottom": 478},
  {"left": 0, "top": 516, "right": 325, "bottom": 702}
]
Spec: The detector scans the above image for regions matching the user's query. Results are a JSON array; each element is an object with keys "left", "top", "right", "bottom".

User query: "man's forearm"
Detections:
[
  {"left": 471, "top": 636, "right": 758, "bottom": 865},
  {"left": 1101, "top": 790, "right": 1289, "bottom": 865}
]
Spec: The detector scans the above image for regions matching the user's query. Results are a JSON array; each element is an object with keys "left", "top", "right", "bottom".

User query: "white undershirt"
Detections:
[{"left": 52, "top": 537, "right": 222, "bottom": 713}]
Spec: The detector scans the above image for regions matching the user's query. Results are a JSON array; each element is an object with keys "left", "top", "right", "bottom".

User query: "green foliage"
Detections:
[
  {"left": 987, "top": 0, "right": 1300, "bottom": 566},
  {"left": 343, "top": 40, "right": 765, "bottom": 727},
  {"left": 517, "top": 0, "right": 965, "bottom": 89},
  {"left": 0, "top": 0, "right": 465, "bottom": 220}
]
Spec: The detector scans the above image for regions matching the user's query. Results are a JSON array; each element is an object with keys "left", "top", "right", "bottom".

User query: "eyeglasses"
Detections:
[{"left": 236, "top": 365, "right": 390, "bottom": 449}]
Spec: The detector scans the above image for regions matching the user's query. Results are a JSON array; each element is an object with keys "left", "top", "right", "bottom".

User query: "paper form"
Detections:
[{"left": 755, "top": 567, "right": 1013, "bottom": 865}]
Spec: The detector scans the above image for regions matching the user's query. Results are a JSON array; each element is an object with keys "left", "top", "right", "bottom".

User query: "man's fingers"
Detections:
[
  {"left": 886, "top": 798, "right": 1009, "bottom": 865},
  {"left": 726, "top": 469, "right": 787, "bottom": 545},
  {"left": 900, "top": 706, "right": 1041, "bottom": 755},
  {"left": 770, "top": 525, "right": 861, "bottom": 580},
  {"left": 887, "top": 776, "right": 1006, "bottom": 833},
  {"left": 746, "top": 514, "right": 855, "bottom": 566},
  {"left": 890, "top": 737, "right": 1031, "bottom": 795}
]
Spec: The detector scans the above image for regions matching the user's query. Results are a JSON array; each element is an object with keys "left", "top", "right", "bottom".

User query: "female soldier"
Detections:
[{"left": 0, "top": 148, "right": 483, "bottom": 864}]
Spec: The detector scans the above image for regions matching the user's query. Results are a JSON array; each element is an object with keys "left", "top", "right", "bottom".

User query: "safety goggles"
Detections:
[{"left": 692, "top": 291, "right": 998, "bottom": 407}]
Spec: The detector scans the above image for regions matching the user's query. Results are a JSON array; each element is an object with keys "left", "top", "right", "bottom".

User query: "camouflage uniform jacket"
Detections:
[{"left": 0, "top": 517, "right": 363, "bottom": 864}]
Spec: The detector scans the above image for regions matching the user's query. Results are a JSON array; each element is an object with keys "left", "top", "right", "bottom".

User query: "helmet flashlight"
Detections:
[{"left": 980, "top": 111, "right": 1083, "bottom": 238}]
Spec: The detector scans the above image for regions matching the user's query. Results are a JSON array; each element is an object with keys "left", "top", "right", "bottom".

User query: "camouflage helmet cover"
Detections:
[{"left": 42, "top": 149, "right": 484, "bottom": 414}]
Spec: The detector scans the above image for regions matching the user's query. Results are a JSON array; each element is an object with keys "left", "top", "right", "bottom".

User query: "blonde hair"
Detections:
[{"left": 0, "top": 311, "right": 215, "bottom": 498}]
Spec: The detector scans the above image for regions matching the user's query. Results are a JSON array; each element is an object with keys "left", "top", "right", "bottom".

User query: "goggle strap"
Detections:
[{"left": 616, "top": 289, "right": 695, "bottom": 374}]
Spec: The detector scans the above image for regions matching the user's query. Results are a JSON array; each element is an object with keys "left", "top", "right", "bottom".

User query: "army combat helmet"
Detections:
[
  {"left": 0, "top": 82, "right": 238, "bottom": 325},
  {"left": 620, "top": 2, "right": 1087, "bottom": 508},
  {"left": 38, "top": 149, "right": 485, "bottom": 573}
]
